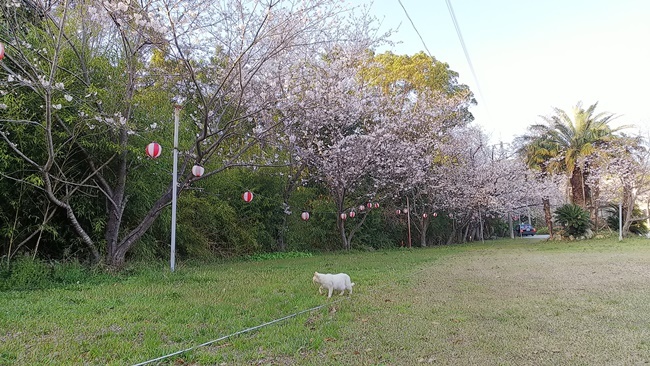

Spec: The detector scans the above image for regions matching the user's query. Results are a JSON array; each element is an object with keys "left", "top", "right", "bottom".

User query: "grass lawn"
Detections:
[{"left": 2, "top": 236, "right": 650, "bottom": 365}]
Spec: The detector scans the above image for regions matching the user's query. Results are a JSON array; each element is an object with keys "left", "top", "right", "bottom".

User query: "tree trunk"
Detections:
[
  {"left": 570, "top": 167, "right": 587, "bottom": 207},
  {"left": 542, "top": 198, "right": 554, "bottom": 238},
  {"left": 420, "top": 217, "right": 430, "bottom": 247},
  {"left": 105, "top": 186, "right": 174, "bottom": 268},
  {"left": 277, "top": 213, "right": 288, "bottom": 252},
  {"left": 337, "top": 216, "right": 349, "bottom": 250}
]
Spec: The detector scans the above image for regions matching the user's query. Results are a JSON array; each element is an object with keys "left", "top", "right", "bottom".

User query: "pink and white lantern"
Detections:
[
  {"left": 340, "top": 213, "right": 347, "bottom": 220},
  {"left": 433, "top": 212, "right": 438, "bottom": 217},
  {"left": 423, "top": 213, "right": 428, "bottom": 218},
  {"left": 145, "top": 142, "right": 162, "bottom": 159},
  {"left": 396, "top": 209, "right": 401, "bottom": 215},
  {"left": 0, "top": 43, "right": 5, "bottom": 61},
  {"left": 349, "top": 211, "right": 356, "bottom": 218},
  {"left": 358, "top": 205, "right": 365, "bottom": 211},
  {"left": 191, "top": 165, "right": 205, "bottom": 177},
  {"left": 367, "top": 202, "right": 373, "bottom": 209},
  {"left": 242, "top": 191, "right": 253, "bottom": 202},
  {"left": 374, "top": 202, "right": 380, "bottom": 209},
  {"left": 301, "top": 211, "right": 310, "bottom": 221}
]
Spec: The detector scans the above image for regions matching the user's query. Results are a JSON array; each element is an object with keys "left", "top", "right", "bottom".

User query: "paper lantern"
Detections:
[
  {"left": 340, "top": 213, "right": 347, "bottom": 220},
  {"left": 349, "top": 211, "right": 356, "bottom": 218},
  {"left": 145, "top": 142, "right": 162, "bottom": 159},
  {"left": 396, "top": 209, "right": 401, "bottom": 215},
  {"left": 367, "top": 202, "right": 373, "bottom": 209},
  {"left": 423, "top": 213, "right": 428, "bottom": 218},
  {"left": 301, "top": 211, "right": 310, "bottom": 221},
  {"left": 433, "top": 212, "right": 438, "bottom": 217},
  {"left": 242, "top": 191, "right": 253, "bottom": 202},
  {"left": 191, "top": 165, "right": 205, "bottom": 177},
  {"left": 0, "top": 43, "right": 4, "bottom": 61},
  {"left": 359, "top": 205, "right": 365, "bottom": 211},
  {"left": 403, "top": 208, "right": 408, "bottom": 214},
  {"left": 374, "top": 203, "right": 380, "bottom": 208}
]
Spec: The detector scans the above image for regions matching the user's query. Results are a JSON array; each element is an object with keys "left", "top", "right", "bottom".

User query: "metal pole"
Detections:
[
  {"left": 478, "top": 206, "right": 485, "bottom": 244},
  {"left": 171, "top": 105, "right": 181, "bottom": 272},
  {"left": 618, "top": 202, "right": 622, "bottom": 242},
  {"left": 406, "top": 197, "right": 412, "bottom": 248}
]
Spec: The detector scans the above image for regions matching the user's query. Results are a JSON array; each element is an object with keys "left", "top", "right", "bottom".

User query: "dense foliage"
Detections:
[
  {"left": 1, "top": 0, "right": 647, "bottom": 271},
  {"left": 554, "top": 204, "right": 591, "bottom": 237}
]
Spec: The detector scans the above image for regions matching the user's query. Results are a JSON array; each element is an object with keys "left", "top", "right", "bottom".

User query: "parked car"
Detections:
[{"left": 514, "top": 224, "right": 536, "bottom": 236}]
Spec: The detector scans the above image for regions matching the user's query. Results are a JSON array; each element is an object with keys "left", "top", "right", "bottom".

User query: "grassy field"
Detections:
[{"left": 2, "top": 236, "right": 650, "bottom": 365}]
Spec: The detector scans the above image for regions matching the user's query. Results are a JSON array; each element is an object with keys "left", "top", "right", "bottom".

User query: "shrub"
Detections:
[
  {"left": 554, "top": 204, "right": 590, "bottom": 237},
  {"left": 605, "top": 204, "right": 649, "bottom": 236},
  {"left": 3, "top": 256, "right": 51, "bottom": 290}
]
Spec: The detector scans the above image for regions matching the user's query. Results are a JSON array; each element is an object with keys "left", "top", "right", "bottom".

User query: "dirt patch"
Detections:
[{"left": 331, "top": 244, "right": 650, "bottom": 365}]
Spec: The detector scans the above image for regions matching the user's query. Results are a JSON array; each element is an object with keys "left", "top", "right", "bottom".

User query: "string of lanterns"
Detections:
[
  {"left": 301, "top": 202, "right": 381, "bottom": 221},
  {"left": 145, "top": 141, "right": 206, "bottom": 178},
  {"left": 143, "top": 141, "right": 447, "bottom": 221},
  {"left": 396, "top": 209, "right": 440, "bottom": 218}
]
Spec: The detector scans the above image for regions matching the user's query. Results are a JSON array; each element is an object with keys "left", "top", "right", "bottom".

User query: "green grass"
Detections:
[{"left": 2, "top": 237, "right": 650, "bottom": 365}]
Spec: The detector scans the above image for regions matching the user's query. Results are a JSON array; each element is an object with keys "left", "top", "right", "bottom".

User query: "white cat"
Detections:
[{"left": 312, "top": 271, "right": 355, "bottom": 298}]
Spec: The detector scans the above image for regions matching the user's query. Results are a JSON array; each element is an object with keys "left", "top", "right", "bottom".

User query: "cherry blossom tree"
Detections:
[
  {"left": 586, "top": 135, "right": 649, "bottom": 235},
  {"left": 0, "top": 0, "right": 384, "bottom": 267}
]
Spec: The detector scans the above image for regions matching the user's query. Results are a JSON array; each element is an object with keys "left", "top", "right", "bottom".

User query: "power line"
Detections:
[
  {"left": 397, "top": 0, "right": 433, "bottom": 57},
  {"left": 444, "top": 0, "right": 487, "bottom": 107}
]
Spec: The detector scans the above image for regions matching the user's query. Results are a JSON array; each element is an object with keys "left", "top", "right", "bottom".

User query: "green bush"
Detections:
[
  {"left": 3, "top": 256, "right": 51, "bottom": 290},
  {"left": 605, "top": 204, "right": 649, "bottom": 235},
  {"left": 554, "top": 204, "right": 590, "bottom": 237}
]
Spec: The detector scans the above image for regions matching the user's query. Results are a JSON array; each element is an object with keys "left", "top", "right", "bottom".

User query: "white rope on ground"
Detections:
[{"left": 131, "top": 298, "right": 346, "bottom": 366}]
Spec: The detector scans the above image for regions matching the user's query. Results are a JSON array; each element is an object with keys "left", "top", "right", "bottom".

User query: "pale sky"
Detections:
[{"left": 355, "top": 0, "right": 650, "bottom": 144}]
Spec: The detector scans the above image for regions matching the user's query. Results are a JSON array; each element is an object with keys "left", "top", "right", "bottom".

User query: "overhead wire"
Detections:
[
  {"left": 443, "top": 0, "right": 486, "bottom": 104},
  {"left": 398, "top": 0, "right": 492, "bottom": 134},
  {"left": 397, "top": 0, "right": 433, "bottom": 57}
]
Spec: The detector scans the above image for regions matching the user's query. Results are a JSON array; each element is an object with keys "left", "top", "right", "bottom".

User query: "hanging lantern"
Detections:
[
  {"left": 374, "top": 202, "right": 380, "bottom": 209},
  {"left": 396, "top": 209, "right": 401, "bottom": 215},
  {"left": 423, "top": 213, "right": 428, "bottom": 218},
  {"left": 403, "top": 208, "right": 408, "bottom": 214},
  {"left": 358, "top": 205, "right": 365, "bottom": 211},
  {"left": 145, "top": 142, "right": 162, "bottom": 159},
  {"left": 367, "top": 202, "right": 373, "bottom": 209},
  {"left": 340, "top": 213, "right": 347, "bottom": 220},
  {"left": 349, "top": 211, "right": 356, "bottom": 218},
  {"left": 449, "top": 213, "right": 454, "bottom": 218},
  {"left": 242, "top": 191, "right": 253, "bottom": 202},
  {"left": 301, "top": 211, "right": 310, "bottom": 221},
  {"left": 0, "top": 43, "right": 4, "bottom": 61},
  {"left": 433, "top": 212, "right": 438, "bottom": 217},
  {"left": 191, "top": 165, "right": 205, "bottom": 177}
]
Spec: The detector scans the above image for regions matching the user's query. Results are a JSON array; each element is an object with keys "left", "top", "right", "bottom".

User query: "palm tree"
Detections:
[{"left": 527, "top": 102, "right": 627, "bottom": 210}]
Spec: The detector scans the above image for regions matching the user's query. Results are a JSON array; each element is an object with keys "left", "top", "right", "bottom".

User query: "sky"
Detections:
[{"left": 353, "top": 0, "right": 650, "bottom": 144}]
